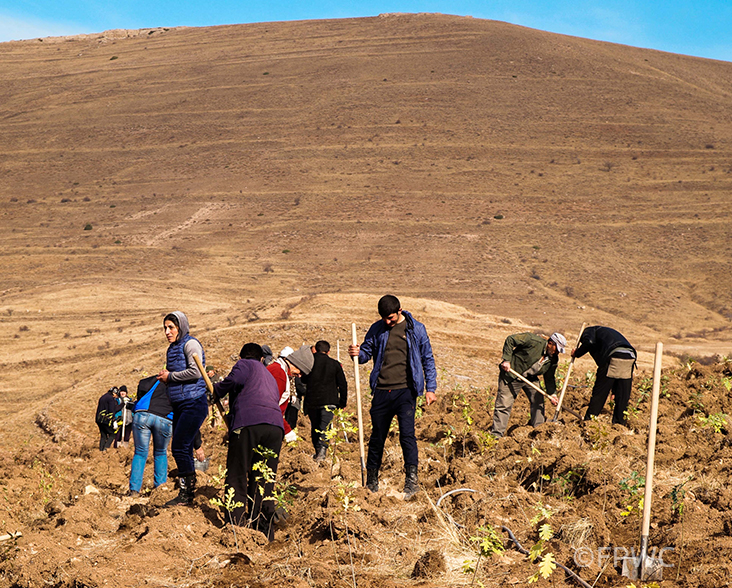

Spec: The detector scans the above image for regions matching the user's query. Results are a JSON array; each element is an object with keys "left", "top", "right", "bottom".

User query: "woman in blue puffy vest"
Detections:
[{"left": 157, "top": 311, "right": 209, "bottom": 506}]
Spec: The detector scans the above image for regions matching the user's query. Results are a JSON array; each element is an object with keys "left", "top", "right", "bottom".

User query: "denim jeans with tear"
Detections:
[{"left": 129, "top": 411, "right": 173, "bottom": 492}]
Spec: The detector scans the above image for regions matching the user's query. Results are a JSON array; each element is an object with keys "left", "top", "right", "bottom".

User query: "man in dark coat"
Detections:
[
  {"left": 303, "top": 340, "right": 348, "bottom": 462},
  {"left": 96, "top": 387, "right": 119, "bottom": 451},
  {"left": 572, "top": 326, "right": 636, "bottom": 425}
]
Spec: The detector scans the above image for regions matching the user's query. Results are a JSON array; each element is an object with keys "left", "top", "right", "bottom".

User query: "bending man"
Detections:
[
  {"left": 572, "top": 326, "right": 636, "bottom": 425},
  {"left": 490, "top": 332, "right": 565, "bottom": 438}
]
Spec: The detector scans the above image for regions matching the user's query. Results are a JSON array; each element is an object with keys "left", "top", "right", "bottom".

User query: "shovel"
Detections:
[
  {"left": 552, "top": 323, "right": 586, "bottom": 421},
  {"left": 622, "top": 342, "right": 664, "bottom": 581},
  {"left": 507, "top": 368, "right": 583, "bottom": 420}
]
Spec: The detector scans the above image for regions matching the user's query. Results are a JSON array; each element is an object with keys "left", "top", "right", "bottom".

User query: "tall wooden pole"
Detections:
[
  {"left": 639, "top": 342, "right": 663, "bottom": 579},
  {"left": 351, "top": 324, "right": 367, "bottom": 486}
]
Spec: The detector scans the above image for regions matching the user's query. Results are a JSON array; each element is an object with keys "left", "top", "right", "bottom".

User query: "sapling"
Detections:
[
  {"left": 251, "top": 446, "right": 297, "bottom": 518},
  {"left": 464, "top": 524, "right": 505, "bottom": 582},
  {"left": 619, "top": 471, "right": 645, "bottom": 517},
  {"left": 586, "top": 415, "right": 610, "bottom": 451},
  {"left": 331, "top": 481, "right": 360, "bottom": 588},
  {"left": 323, "top": 408, "right": 359, "bottom": 478},
  {"left": 209, "top": 485, "right": 246, "bottom": 550},
  {"left": 527, "top": 504, "right": 556, "bottom": 583},
  {"left": 697, "top": 412, "right": 727, "bottom": 434}
]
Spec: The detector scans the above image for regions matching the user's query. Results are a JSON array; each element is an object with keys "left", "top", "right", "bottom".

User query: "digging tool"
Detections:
[
  {"left": 351, "top": 323, "right": 367, "bottom": 487},
  {"left": 507, "top": 368, "right": 583, "bottom": 420},
  {"left": 552, "top": 323, "right": 586, "bottom": 421},
  {"left": 193, "top": 353, "right": 230, "bottom": 431},
  {"left": 120, "top": 401, "right": 127, "bottom": 446},
  {"left": 0, "top": 532, "right": 21, "bottom": 542},
  {"left": 623, "top": 342, "right": 664, "bottom": 581}
]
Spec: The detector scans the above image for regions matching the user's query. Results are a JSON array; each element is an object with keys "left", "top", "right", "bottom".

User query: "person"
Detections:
[
  {"left": 572, "top": 326, "right": 637, "bottom": 425},
  {"left": 267, "top": 345, "right": 314, "bottom": 443},
  {"left": 114, "top": 386, "right": 134, "bottom": 448},
  {"left": 285, "top": 373, "right": 306, "bottom": 431},
  {"left": 128, "top": 375, "right": 173, "bottom": 496},
  {"left": 95, "top": 386, "right": 119, "bottom": 451},
  {"left": 157, "top": 311, "right": 209, "bottom": 507},
  {"left": 348, "top": 295, "right": 437, "bottom": 499},
  {"left": 304, "top": 340, "right": 348, "bottom": 462},
  {"left": 261, "top": 345, "right": 275, "bottom": 366},
  {"left": 213, "top": 343, "right": 284, "bottom": 540},
  {"left": 490, "top": 332, "right": 566, "bottom": 439}
]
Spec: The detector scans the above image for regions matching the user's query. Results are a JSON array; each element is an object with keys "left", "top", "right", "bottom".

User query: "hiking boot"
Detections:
[
  {"left": 272, "top": 506, "right": 290, "bottom": 527},
  {"left": 366, "top": 468, "right": 379, "bottom": 493},
  {"left": 314, "top": 445, "right": 328, "bottom": 463},
  {"left": 403, "top": 465, "right": 419, "bottom": 500},
  {"left": 255, "top": 516, "right": 275, "bottom": 542},
  {"left": 165, "top": 473, "right": 196, "bottom": 507}
]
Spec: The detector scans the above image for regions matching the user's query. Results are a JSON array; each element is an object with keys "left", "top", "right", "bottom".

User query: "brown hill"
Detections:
[
  {"left": 2, "top": 13, "right": 731, "bottom": 406},
  {"left": 1, "top": 14, "right": 732, "bottom": 588}
]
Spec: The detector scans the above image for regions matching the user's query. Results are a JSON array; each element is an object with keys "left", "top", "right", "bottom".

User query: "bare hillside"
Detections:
[
  {"left": 1, "top": 14, "right": 732, "bottom": 588},
  {"left": 1, "top": 14, "right": 731, "bottom": 345}
]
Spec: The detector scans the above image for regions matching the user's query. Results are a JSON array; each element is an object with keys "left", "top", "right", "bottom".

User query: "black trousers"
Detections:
[
  {"left": 284, "top": 404, "right": 299, "bottom": 431},
  {"left": 584, "top": 362, "right": 633, "bottom": 425},
  {"left": 367, "top": 387, "right": 418, "bottom": 470},
  {"left": 307, "top": 405, "right": 336, "bottom": 451},
  {"left": 98, "top": 423, "right": 116, "bottom": 451},
  {"left": 225, "top": 424, "right": 283, "bottom": 528}
]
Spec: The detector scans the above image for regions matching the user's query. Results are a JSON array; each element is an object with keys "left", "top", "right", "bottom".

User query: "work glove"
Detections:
[{"left": 284, "top": 430, "right": 298, "bottom": 443}]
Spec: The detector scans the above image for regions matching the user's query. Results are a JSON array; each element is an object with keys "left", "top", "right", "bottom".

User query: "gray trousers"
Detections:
[{"left": 490, "top": 375, "right": 546, "bottom": 438}]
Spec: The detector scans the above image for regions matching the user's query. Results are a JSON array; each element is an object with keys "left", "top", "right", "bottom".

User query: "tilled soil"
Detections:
[{"left": 2, "top": 359, "right": 732, "bottom": 587}]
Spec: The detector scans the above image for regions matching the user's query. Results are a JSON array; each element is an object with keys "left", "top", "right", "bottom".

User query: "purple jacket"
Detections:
[{"left": 213, "top": 359, "right": 284, "bottom": 432}]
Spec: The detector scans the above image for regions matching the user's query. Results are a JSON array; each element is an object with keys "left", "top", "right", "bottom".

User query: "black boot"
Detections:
[
  {"left": 403, "top": 465, "right": 419, "bottom": 500},
  {"left": 366, "top": 468, "right": 379, "bottom": 493},
  {"left": 165, "top": 473, "right": 196, "bottom": 506},
  {"left": 314, "top": 445, "right": 328, "bottom": 463}
]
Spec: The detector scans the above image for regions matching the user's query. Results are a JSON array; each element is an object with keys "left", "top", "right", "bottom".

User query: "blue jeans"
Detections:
[{"left": 129, "top": 412, "right": 173, "bottom": 492}]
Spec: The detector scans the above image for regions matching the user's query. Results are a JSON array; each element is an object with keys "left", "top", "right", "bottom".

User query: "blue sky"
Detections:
[{"left": 1, "top": 0, "right": 730, "bottom": 62}]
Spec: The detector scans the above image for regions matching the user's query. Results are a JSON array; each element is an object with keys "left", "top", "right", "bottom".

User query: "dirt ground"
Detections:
[
  {"left": 2, "top": 326, "right": 732, "bottom": 588},
  {"left": 2, "top": 12, "right": 732, "bottom": 588}
]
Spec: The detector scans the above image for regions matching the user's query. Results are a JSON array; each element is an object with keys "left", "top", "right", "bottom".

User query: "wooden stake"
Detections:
[
  {"left": 351, "top": 323, "right": 367, "bottom": 487},
  {"left": 639, "top": 342, "right": 663, "bottom": 579},
  {"left": 552, "top": 323, "right": 587, "bottom": 421},
  {"left": 193, "top": 353, "right": 230, "bottom": 431}
]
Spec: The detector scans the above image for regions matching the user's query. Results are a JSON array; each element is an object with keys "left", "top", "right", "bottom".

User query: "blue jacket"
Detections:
[
  {"left": 358, "top": 310, "right": 437, "bottom": 395},
  {"left": 166, "top": 333, "right": 207, "bottom": 403}
]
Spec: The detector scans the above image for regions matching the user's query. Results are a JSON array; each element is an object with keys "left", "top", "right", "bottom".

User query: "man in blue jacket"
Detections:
[{"left": 349, "top": 295, "right": 437, "bottom": 499}]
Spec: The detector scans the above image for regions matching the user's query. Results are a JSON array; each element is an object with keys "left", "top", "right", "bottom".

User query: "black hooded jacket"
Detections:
[{"left": 574, "top": 326, "right": 636, "bottom": 368}]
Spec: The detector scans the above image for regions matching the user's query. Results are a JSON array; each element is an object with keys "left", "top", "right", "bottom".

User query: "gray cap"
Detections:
[{"left": 287, "top": 344, "right": 314, "bottom": 375}]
